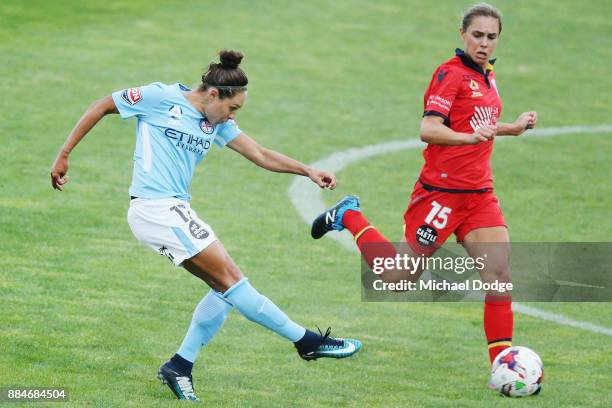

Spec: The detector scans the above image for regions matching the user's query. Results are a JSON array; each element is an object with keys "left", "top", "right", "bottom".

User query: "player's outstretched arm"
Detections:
[
  {"left": 227, "top": 133, "right": 336, "bottom": 189},
  {"left": 497, "top": 111, "right": 538, "bottom": 136},
  {"left": 50, "top": 96, "right": 119, "bottom": 190}
]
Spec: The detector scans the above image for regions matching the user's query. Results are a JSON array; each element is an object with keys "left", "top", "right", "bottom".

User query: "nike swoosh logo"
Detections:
[{"left": 343, "top": 341, "right": 356, "bottom": 353}]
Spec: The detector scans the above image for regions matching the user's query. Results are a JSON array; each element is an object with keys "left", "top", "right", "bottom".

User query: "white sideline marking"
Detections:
[
  {"left": 288, "top": 124, "right": 612, "bottom": 336},
  {"left": 513, "top": 304, "right": 612, "bottom": 336}
]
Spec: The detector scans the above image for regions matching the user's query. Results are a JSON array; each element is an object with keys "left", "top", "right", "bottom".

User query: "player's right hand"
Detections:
[
  {"left": 469, "top": 124, "right": 497, "bottom": 144},
  {"left": 50, "top": 154, "right": 70, "bottom": 191}
]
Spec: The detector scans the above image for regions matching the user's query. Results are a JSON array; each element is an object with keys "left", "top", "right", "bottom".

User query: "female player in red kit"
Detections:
[{"left": 312, "top": 3, "right": 537, "bottom": 365}]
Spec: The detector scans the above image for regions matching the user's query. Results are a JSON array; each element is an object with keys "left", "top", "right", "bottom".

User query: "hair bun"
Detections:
[{"left": 219, "top": 49, "right": 243, "bottom": 70}]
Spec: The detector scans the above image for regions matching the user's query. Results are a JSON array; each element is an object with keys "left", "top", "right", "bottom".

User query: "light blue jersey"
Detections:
[{"left": 112, "top": 82, "right": 241, "bottom": 200}]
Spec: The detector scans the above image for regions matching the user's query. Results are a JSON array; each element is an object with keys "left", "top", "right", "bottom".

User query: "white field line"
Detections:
[
  {"left": 288, "top": 124, "right": 612, "bottom": 336},
  {"left": 512, "top": 304, "right": 612, "bottom": 336}
]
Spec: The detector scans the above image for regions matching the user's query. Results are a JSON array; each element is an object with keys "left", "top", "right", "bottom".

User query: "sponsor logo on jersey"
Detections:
[
  {"left": 199, "top": 118, "right": 215, "bottom": 134},
  {"left": 121, "top": 87, "right": 142, "bottom": 105},
  {"left": 168, "top": 105, "right": 183, "bottom": 120},
  {"left": 427, "top": 95, "right": 452, "bottom": 111},
  {"left": 164, "top": 127, "right": 212, "bottom": 156},
  {"left": 416, "top": 224, "right": 438, "bottom": 246},
  {"left": 469, "top": 106, "right": 499, "bottom": 132}
]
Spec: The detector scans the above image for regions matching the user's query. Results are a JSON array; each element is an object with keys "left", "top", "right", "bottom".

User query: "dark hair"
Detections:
[
  {"left": 462, "top": 3, "right": 502, "bottom": 34},
  {"left": 200, "top": 49, "right": 248, "bottom": 99}
]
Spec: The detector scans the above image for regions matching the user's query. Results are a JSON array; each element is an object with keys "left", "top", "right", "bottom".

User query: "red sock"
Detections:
[
  {"left": 342, "top": 210, "right": 397, "bottom": 268},
  {"left": 484, "top": 294, "right": 514, "bottom": 364}
]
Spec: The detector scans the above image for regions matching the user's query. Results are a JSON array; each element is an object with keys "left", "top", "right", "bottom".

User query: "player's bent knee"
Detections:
[
  {"left": 482, "top": 263, "right": 510, "bottom": 282},
  {"left": 228, "top": 264, "right": 244, "bottom": 282},
  {"left": 215, "top": 264, "right": 244, "bottom": 292}
]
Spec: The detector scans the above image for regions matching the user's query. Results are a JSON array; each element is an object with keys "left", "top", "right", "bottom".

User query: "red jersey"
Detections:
[{"left": 419, "top": 49, "right": 502, "bottom": 191}]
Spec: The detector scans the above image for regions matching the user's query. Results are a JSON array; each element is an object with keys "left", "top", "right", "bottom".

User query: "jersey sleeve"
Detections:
[
  {"left": 423, "top": 66, "right": 459, "bottom": 121},
  {"left": 111, "top": 82, "right": 166, "bottom": 119},
  {"left": 214, "top": 119, "right": 242, "bottom": 148}
]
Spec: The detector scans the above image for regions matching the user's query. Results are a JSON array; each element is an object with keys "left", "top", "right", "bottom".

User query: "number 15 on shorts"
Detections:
[{"left": 425, "top": 201, "right": 452, "bottom": 229}]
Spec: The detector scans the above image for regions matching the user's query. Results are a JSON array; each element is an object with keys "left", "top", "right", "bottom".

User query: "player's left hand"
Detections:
[
  {"left": 50, "top": 153, "right": 71, "bottom": 191},
  {"left": 308, "top": 168, "right": 337, "bottom": 189},
  {"left": 514, "top": 111, "right": 538, "bottom": 135}
]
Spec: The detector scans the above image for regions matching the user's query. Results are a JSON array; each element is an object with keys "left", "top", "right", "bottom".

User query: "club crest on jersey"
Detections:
[
  {"left": 199, "top": 118, "right": 215, "bottom": 134},
  {"left": 121, "top": 87, "right": 142, "bottom": 105},
  {"left": 469, "top": 80, "right": 483, "bottom": 97},
  {"left": 168, "top": 105, "right": 183, "bottom": 120}
]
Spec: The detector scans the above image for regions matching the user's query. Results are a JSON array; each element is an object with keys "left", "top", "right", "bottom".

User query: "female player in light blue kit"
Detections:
[{"left": 50, "top": 50, "right": 361, "bottom": 401}]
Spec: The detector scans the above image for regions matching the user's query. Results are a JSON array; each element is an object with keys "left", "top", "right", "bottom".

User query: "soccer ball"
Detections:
[{"left": 488, "top": 346, "right": 543, "bottom": 397}]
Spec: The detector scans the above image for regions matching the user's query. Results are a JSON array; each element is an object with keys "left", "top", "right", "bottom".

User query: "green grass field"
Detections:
[{"left": 1, "top": 0, "right": 611, "bottom": 406}]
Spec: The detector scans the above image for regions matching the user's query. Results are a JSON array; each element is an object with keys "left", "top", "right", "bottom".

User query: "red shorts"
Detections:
[{"left": 403, "top": 181, "right": 507, "bottom": 256}]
